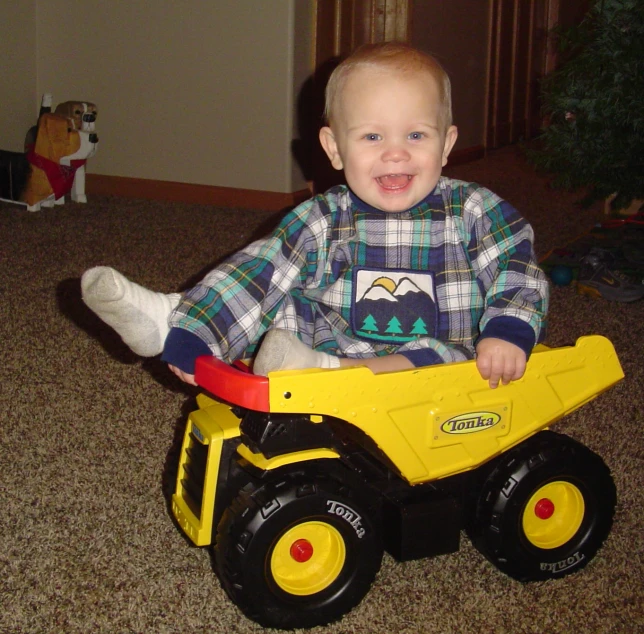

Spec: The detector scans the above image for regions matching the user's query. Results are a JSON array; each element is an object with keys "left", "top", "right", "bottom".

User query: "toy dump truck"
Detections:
[{"left": 171, "top": 335, "right": 623, "bottom": 629}]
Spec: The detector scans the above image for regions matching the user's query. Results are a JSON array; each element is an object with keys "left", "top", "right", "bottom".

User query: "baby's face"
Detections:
[{"left": 320, "top": 66, "right": 457, "bottom": 212}]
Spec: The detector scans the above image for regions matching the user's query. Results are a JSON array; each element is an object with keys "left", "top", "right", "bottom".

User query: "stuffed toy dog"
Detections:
[
  {"left": 0, "top": 100, "right": 98, "bottom": 212},
  {"left": 23, "top": 112, "right": 98, "bottom": 210},
  {"left": 54, "top": 101, "right": 98, "bottom": 133}
]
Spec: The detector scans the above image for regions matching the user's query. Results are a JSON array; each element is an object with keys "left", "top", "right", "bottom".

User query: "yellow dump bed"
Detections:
[{"left": 262, "top": 335, "right": 623, "bottom": 483}]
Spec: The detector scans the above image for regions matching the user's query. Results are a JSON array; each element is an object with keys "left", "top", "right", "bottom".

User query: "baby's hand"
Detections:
[
  {"left": 168, "top": 364, "right": 197, "bottom": 386},
  {"left": 475, "top": 338, "right": 526, "bottom": 389}
]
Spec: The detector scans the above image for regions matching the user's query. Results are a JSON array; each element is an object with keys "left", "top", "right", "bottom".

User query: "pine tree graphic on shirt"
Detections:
[
  {"left": 353, "top": 270, "right": 437, "bottom": 343},
  {"left": 410, "top": 318, "right": 429, "bottom": 336},
  {"left": 385, "top": 316, "right": 403, "bottom": 336},
  {"left": 360, "top": 314, "right": 379, "bottom": 334}
]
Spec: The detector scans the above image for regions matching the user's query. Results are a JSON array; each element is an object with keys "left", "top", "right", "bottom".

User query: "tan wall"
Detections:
[
  {"left": 0, "top": 1, "right": 37, "bottom": 152},
  {"left": 411, "top": 0, "right": 490, "bottom": 151},
  {"left": 0, "top": 1, "right": 313, "bottom": 194},
  {"left": 1, "top": 2, "right": 493, "bottom": 195}
]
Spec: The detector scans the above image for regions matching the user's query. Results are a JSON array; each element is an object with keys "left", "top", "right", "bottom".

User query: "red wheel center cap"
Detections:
[
  {"left": 290, "top": 539, "right": 314, "bottom": 562},
  {"left": 534, "top": 498, "right": 555, "bottom": 520}
]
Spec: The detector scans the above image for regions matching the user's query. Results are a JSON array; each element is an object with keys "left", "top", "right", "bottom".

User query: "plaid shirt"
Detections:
[{"left": 169, "top": 178, "right": 548, "bottom": 365}]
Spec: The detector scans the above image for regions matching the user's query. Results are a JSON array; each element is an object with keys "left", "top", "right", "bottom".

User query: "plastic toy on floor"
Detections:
[
  {"left": 549, "top": 264, "right": 575, "bottom": 286},
  {"left": 541, "top": 215, "right": 644, "bottom": 301},
  {"left": 0, "top": 94, "right": 98, "bottom": 211},
  {"left": 171, "top": 335, "right": 623, "bottom": 629}
]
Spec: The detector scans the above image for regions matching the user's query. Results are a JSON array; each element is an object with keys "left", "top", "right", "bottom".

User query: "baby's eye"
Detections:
[
  {"left": 408, "top": 131, "right": 425, "bottom": 140},
  {"left": 364, "top": 133, "right": 381, "bottom": 141}
]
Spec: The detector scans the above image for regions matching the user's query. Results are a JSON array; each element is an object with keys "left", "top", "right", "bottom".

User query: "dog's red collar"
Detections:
[{"left": 26, "top": 149, "right": 87, "bottom": 199}]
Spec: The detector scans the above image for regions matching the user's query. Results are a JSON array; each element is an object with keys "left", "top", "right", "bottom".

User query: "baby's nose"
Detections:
[{"left": 382, "top": 143, "right": 410, "bottom": 162}]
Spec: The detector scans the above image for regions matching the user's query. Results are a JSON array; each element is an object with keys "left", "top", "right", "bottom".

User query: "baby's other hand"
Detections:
[
  {"left": 168, "top": 364, "right": 197, "bottom": 386},
  {"left": 475, "top": 338, "right": 526, "bottom": 389}
]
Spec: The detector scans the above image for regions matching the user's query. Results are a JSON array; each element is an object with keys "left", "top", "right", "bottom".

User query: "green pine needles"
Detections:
[{"left": 530, "top": 0, "right": 644, "bottom": 210}]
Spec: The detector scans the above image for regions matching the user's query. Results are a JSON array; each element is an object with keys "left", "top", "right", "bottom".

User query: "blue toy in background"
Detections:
[{"left": 549, "top": 264, "right": 575, "bottom": 286}]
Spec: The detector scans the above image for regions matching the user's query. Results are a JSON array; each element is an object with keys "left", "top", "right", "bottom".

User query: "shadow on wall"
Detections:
[{"left": 292, "top": 57, "right": 346, "bottom": 196}]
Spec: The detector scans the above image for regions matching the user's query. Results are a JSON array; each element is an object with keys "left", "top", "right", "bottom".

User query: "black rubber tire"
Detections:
[
  {"left": 469, "top": 431, "right": 616, "bottom": 581},
  {"left": 214, "top": 463, "right": 383, "bottom": 629}
]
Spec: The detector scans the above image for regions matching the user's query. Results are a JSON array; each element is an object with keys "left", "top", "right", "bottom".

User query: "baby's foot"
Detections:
[
  {"left": 253, "top": 329, "right": 340, "bottom": 376},
  {"left": 81, "top": 266, "right": 180, "bottom": 356}
]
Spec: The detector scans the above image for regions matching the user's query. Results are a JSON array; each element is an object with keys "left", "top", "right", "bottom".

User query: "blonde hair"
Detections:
[{"left": 324, "top": 42, "right": 453, "bottom": 132}]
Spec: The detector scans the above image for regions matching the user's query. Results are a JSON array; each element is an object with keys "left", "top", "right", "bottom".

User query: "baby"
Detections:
[{"left": 82, "top": 42, "right": 548, "bottom": 389}]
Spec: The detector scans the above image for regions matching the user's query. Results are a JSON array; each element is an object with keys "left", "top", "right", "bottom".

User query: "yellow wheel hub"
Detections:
[
  {"left": 270, "top": 521, "right": 346, "bottom": 596},
  {"left": 522, "top": 481, "right": 585, "bottom": 549}
]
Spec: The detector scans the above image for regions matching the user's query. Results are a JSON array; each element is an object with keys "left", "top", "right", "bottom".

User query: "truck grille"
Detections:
[{"left": 181, "top": 430, "right": 208, "bottom": 517}]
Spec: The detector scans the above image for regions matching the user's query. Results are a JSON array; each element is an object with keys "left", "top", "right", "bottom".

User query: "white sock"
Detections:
[
  {"left": 253, "top": 329, "right": 340, "bottom": 376},
  {"left": 81, "top": 266, "right": 180, "bottom": 356}
]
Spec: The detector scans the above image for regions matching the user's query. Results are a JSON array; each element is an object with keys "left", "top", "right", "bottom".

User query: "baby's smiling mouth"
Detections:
[{"left": 376, "top": 174, "right": 413, "bottom": 190}]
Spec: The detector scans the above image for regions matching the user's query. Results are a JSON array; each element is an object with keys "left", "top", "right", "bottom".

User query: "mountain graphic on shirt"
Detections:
[{"left": 355, "top": 275, "right": 436, "bottom": 342}]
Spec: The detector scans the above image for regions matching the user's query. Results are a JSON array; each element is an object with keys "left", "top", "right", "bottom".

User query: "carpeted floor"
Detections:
[{"left": 1, "top": 145, "right": 642, "bottom": 633}]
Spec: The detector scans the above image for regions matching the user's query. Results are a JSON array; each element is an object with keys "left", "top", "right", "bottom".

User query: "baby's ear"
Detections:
[
  {"left": 319, "top": 127, "right": 344, "bottom": 171},
  {"left": 441, "top": 125, "right": 458, "bottom": 167}
]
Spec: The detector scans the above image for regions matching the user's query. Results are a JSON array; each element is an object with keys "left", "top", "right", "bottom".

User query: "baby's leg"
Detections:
[
  {"left": 253, "top": 329, "right": 340, "bottom": 375},
  {"left": 81, "top": 266, "right": 180, "bottom": 356},
  {"left": 253, "top": 329, "right": 414, "bottom": 375}
]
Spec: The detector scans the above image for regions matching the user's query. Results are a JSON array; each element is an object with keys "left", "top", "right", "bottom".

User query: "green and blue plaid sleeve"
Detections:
[
  {"left": 452, "top": 181, "right": 549, "bottom": 347},
  {"left": 168, "top": 188, "right": 349, "bottom": 363}
]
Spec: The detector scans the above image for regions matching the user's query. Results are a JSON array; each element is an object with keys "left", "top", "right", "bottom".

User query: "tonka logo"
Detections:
[
  {"left": 327, "top": 500, "right": 365, "bottom": 538},
  {"left": 441, "top": 412, "right": 501, "bottom": 435},
  {"left": 540, "top": 552, "right": 585, "bottom": 574}
]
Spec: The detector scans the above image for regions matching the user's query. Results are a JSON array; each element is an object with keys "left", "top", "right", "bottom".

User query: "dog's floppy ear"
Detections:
[
  {"left": 55, "top": 101, "right": 93, "bottom": 130},
  {"left": 54, "top": 101, "right": 77, "bottom": 125},
  {"left": 34, "top": 113, "right": 79, "bottom": 160}
]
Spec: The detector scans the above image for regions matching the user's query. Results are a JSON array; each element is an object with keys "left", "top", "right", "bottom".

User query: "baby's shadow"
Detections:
[
  {"left": 57, "top": 205, "right": 289, "bottom": 391},
  {"left": 56, "top": 277, "right": 198, "bottom": 395},
  {"left": 56, "top": 276, "right": 138, "bottom": 365}
]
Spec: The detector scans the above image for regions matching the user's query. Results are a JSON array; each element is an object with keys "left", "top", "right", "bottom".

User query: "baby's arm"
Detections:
[
  {"left": 461, "top": 186, "right": 549, "bottom": 389},
  {"left": 475, "top": 337, "right": 526, "bottom": 388},
  {"left": 163, "top": 197, "right": 332, "bottom": 382}
]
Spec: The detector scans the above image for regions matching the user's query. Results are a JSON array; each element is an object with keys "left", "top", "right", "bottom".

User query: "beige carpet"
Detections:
[{"left": 1, "top": 146, "right": 642, "bottom": 633}]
